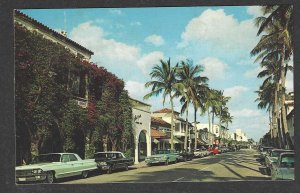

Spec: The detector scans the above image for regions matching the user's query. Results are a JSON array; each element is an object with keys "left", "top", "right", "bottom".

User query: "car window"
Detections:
[
  {"left": 33, "top": 154, "right": 61, "bottom": 163},
  {"left": 69, "top": 154, "right": 78, "bottom": 161},
  {"left": 111, "top": 153, "right": 117, "bottom": 159},
  {"left": 280, "top": 155, "right": 295, "bottom": 168},
  {"left": 62, "top": 154, "right": 70, "bottom": 163}
]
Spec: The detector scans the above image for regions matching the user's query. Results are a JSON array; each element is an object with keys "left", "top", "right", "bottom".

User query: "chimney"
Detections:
[{"left": 60, "top": 30, "right": 67, "bottom": 37}]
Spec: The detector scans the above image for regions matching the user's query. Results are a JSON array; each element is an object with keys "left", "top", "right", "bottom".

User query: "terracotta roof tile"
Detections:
[
  {"left": 151, "top": 129, "right": 167, "bottom": 138},
  {"left": 153, "top": 108, "right": 179, "bottom": 114},
  {"left": 151, "top": 117, "right": 171, "bottom": 127}
]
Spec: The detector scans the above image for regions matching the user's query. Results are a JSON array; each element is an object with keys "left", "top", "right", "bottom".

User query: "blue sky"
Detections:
[{"left": 20, "top": 6, "right": 293, "bottom": 141}]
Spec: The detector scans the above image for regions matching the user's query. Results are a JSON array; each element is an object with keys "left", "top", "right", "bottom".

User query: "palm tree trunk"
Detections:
[
  {"left": 184, "top": 107, "right": 189, "bottom": 151},
  {"left": 207, "top": 108, "right": 211, "bottom": 146},
  {"left": 170, "top": 95, "right": 175, "bottom": 150},
  {"left": 194, "top": 108, "right": 197, "bottom": 150},
  {"left": 280, "top": 61, "right": 293, "bottom": 149},
  {"left": 274, "top": 82, "right": 283, "bottom": 148}
]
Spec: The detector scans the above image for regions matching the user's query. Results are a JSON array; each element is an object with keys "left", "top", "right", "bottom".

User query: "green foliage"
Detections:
[{"left": 15, "top": 23, "right": 134, "bottom": 164}]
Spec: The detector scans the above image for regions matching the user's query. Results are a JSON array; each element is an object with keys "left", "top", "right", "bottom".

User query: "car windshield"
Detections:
[
  {"left": 271, "top": 151, "right": 285, "bottom": 157},
  {"left": 156, "top": 150, "right": 170, "bottom": 154},
  {"left": 32, "top": 154, "right": 61, "bottom": 163},
  {"left": 94, "top": 153, "right": 112, "bottom": 159},
  {"left": 280, "top": 154, "right": 295, "bottom": 168}
]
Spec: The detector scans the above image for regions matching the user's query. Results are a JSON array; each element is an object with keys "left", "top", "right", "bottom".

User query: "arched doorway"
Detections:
[{"left": 138, "top": 130, "right": 147, "bottom": 161}]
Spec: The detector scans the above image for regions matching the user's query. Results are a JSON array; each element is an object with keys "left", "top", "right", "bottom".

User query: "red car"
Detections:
[{"left": 208, "top": 147, "right": 219, "bottom": 155}]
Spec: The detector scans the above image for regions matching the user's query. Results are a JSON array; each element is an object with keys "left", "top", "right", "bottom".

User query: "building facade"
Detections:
[{"left": 130, "top": 98, "right": 152, "bottom": 164}]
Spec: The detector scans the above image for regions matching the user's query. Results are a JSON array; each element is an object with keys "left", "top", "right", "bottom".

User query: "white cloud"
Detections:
[
  {"left": 244, "top": 66, "right": 263, "bottom": 78},
  {"left": 137, "top": 51, "right": 165, "bottom": 75},
  {"left": 224, "top": 86, "right": 249, "bottom": 98},
  {"left": 70, "top": 21, "right": 140, "bottom": 67},
  {"left": 130, "top": 21, "right": 142, "bottom": 26},
  {"left": 70, "top": 22, "right": 166, "bottom": 75},
  {"left": 144, "top": 34, "right": 165, "bottom": 46},
  {"left": 125, "top": 80, "right": 148, "bottom": 99},
  {"left": 231, "top": 108, "right": 261, "bottom": 117},
  {"left": 109, "top": 9, "right": 122, "bottom": 15},
  {"left": 178, "top": 9, "right": 258, "bottom": 50},
  {"left": 198, "top": 57, "right": 227, "bottom": 80},
  {"left": 246, "top": 6, "right": 263, "bottom": 17}
]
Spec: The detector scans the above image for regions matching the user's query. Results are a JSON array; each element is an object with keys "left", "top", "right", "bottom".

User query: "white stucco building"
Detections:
[{"left": 130, "top": 98, "right": 152, "bottom": 164}]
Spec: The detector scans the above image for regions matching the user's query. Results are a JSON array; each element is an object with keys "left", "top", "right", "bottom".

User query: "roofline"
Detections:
[
  {"left": 129, "top": 97, "right": 151, "bottom": 107},
  {"left": 15, "top": 10, "right": 94, "bottom": 56}
]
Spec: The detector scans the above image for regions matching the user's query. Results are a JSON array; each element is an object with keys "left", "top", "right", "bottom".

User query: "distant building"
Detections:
[
  {"left": 152, "top": 108, "right": 188, "bottom": 150},
  {"left": 232, "top": 129, "right": 248, "bottom": 142}
]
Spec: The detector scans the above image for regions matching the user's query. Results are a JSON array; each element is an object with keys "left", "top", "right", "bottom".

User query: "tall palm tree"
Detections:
[
  {"left": 193, "top": 70, "right": 209, "bottom": 150},
  {"left": 144, "top": 58, "right": 179, "bottom": 150},
  {"left": 176, "top": 59, "right": 206, "bottom": 152},
  {"left": 209, "top": 89, "right": 222, "bottom": 135},
  {"left": 252, "top": 5, "right": 293, "bottom": 149},
  {"left": 201, "top": 88, "right": 218, "bottom": 145},
  {"left": 215, "top": 90, "right": 230, "bottom": 140}
]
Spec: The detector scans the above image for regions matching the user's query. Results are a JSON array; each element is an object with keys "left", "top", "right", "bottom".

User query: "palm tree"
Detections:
[
  {"left": 144, "top": 58, "right": 179, "bottom": 150},
  {"left": 215, "top": 90, "right": 230, "bottom": 140},
  {"left": 193, "top": 70, "right": 209, "bottom": 150},
  {"left": 201, "top": 88, "right": 218, "bottom": 145},
  {"left": 252, "top": 5, "right": 293, "bottom": 149},
  {"left": 176, "top": 59, "right": 207, "bottom": 152},
  {"left": 255, "top": 81, "right": 281, "bottom": 147},
  {"left": 209, "top": 89, "right": 222, "bottom": 135}
]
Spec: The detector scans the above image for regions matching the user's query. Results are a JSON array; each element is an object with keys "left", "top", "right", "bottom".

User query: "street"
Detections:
[{"left": 62, "top": 149, "right": 270, "bottom": 183}]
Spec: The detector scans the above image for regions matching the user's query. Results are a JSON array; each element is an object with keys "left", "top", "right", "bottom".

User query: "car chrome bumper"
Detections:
[{"left": 16, "top": 174, "right": 46, "bottom": 183}]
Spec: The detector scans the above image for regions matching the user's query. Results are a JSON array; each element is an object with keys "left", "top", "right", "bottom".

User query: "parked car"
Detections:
[
  {"left": 208, "top": 147, "right": 219, "bottom": 155},
  {"left": 193, "top": 148, "right": 209, "bottom": 158},
  {"left": 15, "top": 153, "right": 97, "bottom": 183},
  {"left": 145, "top": 149, "right": 178, "bottom": 166},
  {"left": 257, "top": 146, "right": 274, "bottom": 164},
  {"left": 271, "top": 152, "right": 295, "bottom": 180},
  {"left": 177, "top": 150, "right": 194, "bottom": 161},
  {"left": 94, "top": 151, "right": 134, "bottom": 174},
  {"left": 265, "top": 149, "right": 294, "bottom": 175}
]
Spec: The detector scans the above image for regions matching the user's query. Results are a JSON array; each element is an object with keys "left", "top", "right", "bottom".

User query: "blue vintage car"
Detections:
[
  {"left": 271, "top": 152, "right": 295, "bottom": 180},
  {"left": 145, "top": 150, "right": 179, "bottom": 166},
  {"left": 265, "top": 149, "right": 293, "bottom": 175}
]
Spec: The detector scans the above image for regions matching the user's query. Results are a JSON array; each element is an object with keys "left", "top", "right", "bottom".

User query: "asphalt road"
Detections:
[{"left": 62, "top": 149, "right": 270, "bottom": 183}]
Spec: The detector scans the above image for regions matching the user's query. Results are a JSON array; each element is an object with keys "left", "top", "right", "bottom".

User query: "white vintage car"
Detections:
[{"left": 16, "top": 153, "right": 97, "bottom": 183}]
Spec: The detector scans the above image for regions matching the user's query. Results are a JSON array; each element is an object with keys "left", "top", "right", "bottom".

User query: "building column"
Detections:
[
  {"left": 134, "top": 133, "right": 139, "bottom": 164},
  {"left": 147, "top": 124, "right": 151, "bottom": 157}
]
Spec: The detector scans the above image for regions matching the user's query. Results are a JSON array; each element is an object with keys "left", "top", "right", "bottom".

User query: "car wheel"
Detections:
[
  {"left": 45, "top": 171, "right": 55, "bottom": 184},
  {"left": 107, "top": 166, "right": 112, "bottom": 174},
  {"left": 165, "top": 159, "right": 169, "bottom": 165},
  {"left": 174, "top": 159, "right": 178, "bottom": 164},
  {"left": 82, "top": 171, "right": 88, "bottom": 178},
  {"left": 124, "top": 164, "right": 129, "bottom": 171},
  {"left": 184, "top": 157, "right": 187, "bottom": 162}
]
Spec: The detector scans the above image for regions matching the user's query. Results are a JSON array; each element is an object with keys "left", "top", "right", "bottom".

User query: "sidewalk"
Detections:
[{"left": 130, "top": 161, "right": 148, "bottom": 169}]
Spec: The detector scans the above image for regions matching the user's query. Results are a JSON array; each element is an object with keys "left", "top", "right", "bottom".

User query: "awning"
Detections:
[{"left": 159, "top": 137, "right": 184, "bottom": 144}]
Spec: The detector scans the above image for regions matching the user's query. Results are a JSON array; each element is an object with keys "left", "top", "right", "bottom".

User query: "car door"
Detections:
[
  {"left": 60, "top": 154, "right": 75, "bottom": 177},
  {"left": 68, "top": 154, "right": 83, "bottom": 175}
]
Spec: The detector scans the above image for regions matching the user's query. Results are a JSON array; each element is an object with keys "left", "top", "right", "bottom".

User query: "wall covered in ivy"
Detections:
[{"left": 15, "top": 24, "right": 134, "bottom": 165}]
